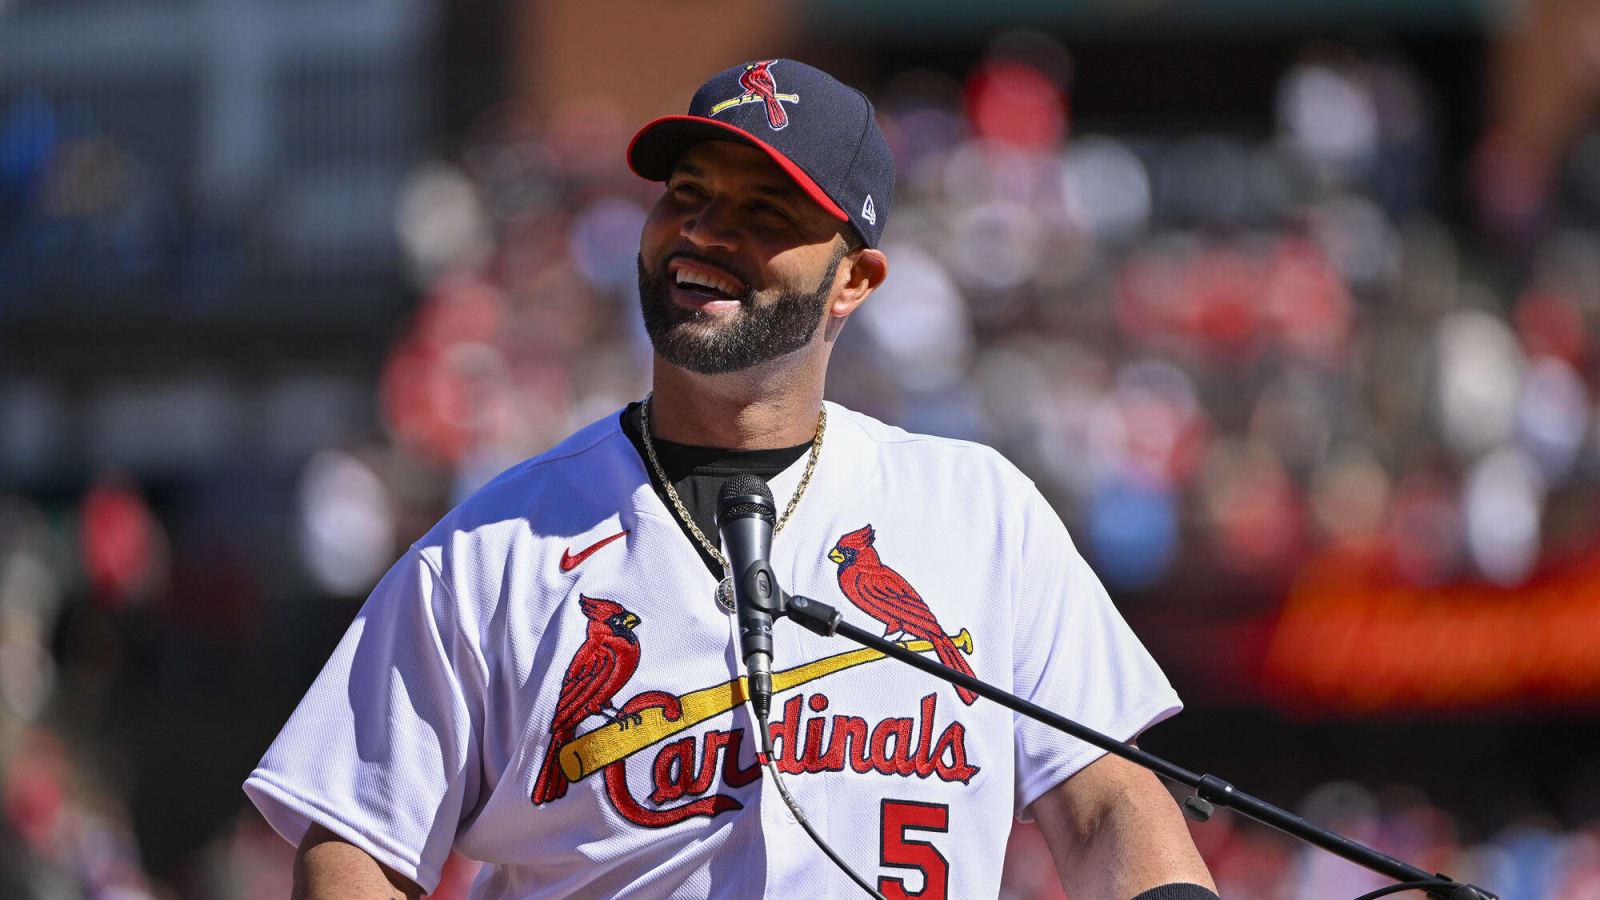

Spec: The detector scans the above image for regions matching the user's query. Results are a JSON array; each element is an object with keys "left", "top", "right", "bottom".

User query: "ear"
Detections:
[{"left": 830, "top": 247, "right": 888, "bottom": 318}]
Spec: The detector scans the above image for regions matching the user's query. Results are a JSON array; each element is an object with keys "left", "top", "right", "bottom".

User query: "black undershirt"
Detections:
[{"left": 620, "top": 402, "right": 811, "bottom": 579}]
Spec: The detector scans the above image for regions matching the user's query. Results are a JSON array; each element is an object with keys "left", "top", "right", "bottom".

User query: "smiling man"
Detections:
[
  {"left": 245, "top": 59, "right": 1216, "bottom": 900},
  {"left": 636, "top": 142, "right": 863, "bottom": 380}
]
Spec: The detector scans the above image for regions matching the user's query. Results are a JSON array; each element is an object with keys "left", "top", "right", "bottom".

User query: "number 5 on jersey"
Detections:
[{"left": 879, "top": 799, "right": 949, "bottom": 900}]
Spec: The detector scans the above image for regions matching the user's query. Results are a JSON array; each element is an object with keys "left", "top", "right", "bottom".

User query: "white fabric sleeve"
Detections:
[
  {"left": 1009, "top": 485, "right": 1182, "bottom": 820},
  {"left": 242, "top": 547, "right": 486, "bottom": 893}
]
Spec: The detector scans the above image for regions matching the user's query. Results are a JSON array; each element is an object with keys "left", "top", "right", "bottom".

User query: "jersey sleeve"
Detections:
[
  {"left": 242, "top": 547, "right": 487, "bottom": 894},
  {"left": 1008, "top": 483, "right": 1181, "bottom": 820}
]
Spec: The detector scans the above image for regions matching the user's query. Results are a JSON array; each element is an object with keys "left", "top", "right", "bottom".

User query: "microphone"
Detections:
[{"left": 717, "top": 474, "right": 782, "bottom": 721}]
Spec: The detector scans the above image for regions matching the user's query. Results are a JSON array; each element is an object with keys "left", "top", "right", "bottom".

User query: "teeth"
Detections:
[{"left": 674, "top": 269, "right": 739, "bottom": 297}]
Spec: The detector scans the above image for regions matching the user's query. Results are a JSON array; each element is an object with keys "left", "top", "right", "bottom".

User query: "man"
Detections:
[{"left": 246, "top": 59, "right": 1217, "bottom": 899}]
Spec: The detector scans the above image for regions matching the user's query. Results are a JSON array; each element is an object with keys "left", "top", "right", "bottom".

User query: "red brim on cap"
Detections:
[{"left": 626, "top": 115, "right": 849, "bottom": 222}]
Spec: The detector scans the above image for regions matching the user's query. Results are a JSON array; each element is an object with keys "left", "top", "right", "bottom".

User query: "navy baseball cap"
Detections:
[{"left": 628, "top": 59, "right": 895, "bottom": 248}]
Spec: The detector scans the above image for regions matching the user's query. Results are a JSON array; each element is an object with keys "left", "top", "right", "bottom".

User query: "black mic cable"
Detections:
[{"left": 717, "top": 476, "right": 886, "bottom": 900}]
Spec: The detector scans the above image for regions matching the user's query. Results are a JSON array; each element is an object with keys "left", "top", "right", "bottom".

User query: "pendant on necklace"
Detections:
[{"left": 715, "top": 575, "right": 736, "bottom": 613}]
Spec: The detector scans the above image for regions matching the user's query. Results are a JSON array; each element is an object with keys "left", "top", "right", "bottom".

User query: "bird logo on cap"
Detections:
[{"left": 708, "top": 60, "right": 798, "bottom": 131}]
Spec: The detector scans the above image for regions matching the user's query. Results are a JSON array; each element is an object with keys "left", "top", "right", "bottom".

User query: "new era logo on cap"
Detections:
[{"left": 627, "top": 59, "right": 895, "bottom": 248}]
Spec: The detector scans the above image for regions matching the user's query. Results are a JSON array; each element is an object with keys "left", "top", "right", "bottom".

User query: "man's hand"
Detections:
[
  {"left": 292, "top": 824, "right": 425, "bottom": 900},
  {"left": 1028, "top": 746, "right": 1216, "bottom": 897}
]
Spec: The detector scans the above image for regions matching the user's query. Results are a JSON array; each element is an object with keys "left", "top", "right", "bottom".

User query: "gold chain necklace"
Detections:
[{"left": 639, "top": 393, "right": 825, "bottom": 611}]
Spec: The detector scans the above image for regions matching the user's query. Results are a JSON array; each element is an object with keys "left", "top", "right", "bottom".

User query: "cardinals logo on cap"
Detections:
[{"left": 708, "top": 60, "right": 799, "bottom": 131}]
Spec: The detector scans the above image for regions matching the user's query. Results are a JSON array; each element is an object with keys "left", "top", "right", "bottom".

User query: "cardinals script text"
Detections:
[{"left": 607, "top": 690, "right": 979, "bottom": 828}]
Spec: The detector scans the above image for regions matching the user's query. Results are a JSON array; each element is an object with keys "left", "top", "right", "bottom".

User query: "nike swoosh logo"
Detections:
[{"left": 560, "top": 530, "right": 629, "bottom": 572}]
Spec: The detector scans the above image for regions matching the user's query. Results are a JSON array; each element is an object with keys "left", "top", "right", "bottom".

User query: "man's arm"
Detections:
[
  {"left": 292, "top": 824, "right": 425, "bottom": 900},
  {"left": 1028, "top": 746, "right": 1216, "bottom": 898}
]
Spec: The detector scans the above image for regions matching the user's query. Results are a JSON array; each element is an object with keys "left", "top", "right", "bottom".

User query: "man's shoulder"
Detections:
[{"left": 419, "top": 410, "right": 636, "bottom": 550}]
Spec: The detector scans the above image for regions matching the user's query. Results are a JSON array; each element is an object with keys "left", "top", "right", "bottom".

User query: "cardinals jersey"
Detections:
[{"left": 243, "top": 403, "right": 1182, "bottom": 899}]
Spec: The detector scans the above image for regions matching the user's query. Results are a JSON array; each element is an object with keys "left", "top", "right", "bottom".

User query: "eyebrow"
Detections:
[
  {"left": 671, "top": 160, "right": 804, "bottom": 205},
  {"left": 673, "top": 160, "right": 707, "bottom": 179},
  {"left": 751, "top": 182, "right": 803, "bottom": 204}
]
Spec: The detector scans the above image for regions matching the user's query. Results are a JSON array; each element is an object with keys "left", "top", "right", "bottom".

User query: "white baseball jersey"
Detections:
[{"left": 243, "top": 403, "right": 1181, "bottom": 899}]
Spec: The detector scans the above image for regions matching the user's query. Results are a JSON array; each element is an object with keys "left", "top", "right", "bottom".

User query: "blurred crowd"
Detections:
[{"left": 3, "top": 26, "right": 1600, "bottom": 900}]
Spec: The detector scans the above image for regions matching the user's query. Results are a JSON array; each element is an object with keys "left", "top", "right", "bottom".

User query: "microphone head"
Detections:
[{"left": 717, "top": 474, "right": 776, "bottom": 525}]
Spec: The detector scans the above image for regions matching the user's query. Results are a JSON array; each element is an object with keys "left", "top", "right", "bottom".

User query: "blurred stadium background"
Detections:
[{"left": 3, "top": 0, "right": 1600, "bottom": 896}]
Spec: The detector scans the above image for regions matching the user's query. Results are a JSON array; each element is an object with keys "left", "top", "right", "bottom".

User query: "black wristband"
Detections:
[{"left": 1129, "top": 884, "right": 1219, "bottom": 900}]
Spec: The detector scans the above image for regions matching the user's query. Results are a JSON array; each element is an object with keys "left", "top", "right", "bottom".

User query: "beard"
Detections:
[{"left": 636, "top": 246, "right": 844, "bottom": 375}]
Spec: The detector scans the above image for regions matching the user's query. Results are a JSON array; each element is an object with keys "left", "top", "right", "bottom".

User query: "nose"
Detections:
[{"left": 680, "top": 196, "right": 739, "bottom": 251}]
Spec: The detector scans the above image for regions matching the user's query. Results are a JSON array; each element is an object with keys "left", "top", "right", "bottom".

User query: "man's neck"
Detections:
[{"left": 647, "top": 361, "right": 825, "bottom": 449}]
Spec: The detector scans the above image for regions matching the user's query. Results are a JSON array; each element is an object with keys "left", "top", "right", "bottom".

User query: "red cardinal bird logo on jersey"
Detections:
[
  {"left": 829, "top": 525, "right": 978, "bottom": 705},
  {"left": 531, "top": 595, "right": 643, "bottom": 804}
]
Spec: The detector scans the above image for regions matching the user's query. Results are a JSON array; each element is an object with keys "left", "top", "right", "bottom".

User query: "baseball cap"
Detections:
[{"left": 628, "top": 59, "right": 895, "bottom": 248}]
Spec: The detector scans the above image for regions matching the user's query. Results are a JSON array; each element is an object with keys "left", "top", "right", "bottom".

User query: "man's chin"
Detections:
[
  {"left": 650, "top": 331, "right": 762, "bottom": 376},
  {"left": 652, "top": 312, "right": 743, "bottom": 346},
  {"left": 637, "top": 260, "right": 833, "bottom": 375}
]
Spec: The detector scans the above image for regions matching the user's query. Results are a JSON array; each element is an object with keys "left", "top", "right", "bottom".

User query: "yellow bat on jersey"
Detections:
[{"left": 559, "top": 630, "right": 975, "bottom": 781}]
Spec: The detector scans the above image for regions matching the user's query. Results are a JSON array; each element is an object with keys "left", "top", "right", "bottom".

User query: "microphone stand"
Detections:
[{"left": 780, "top": 593, "right": 1499, "bottom": 900}]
